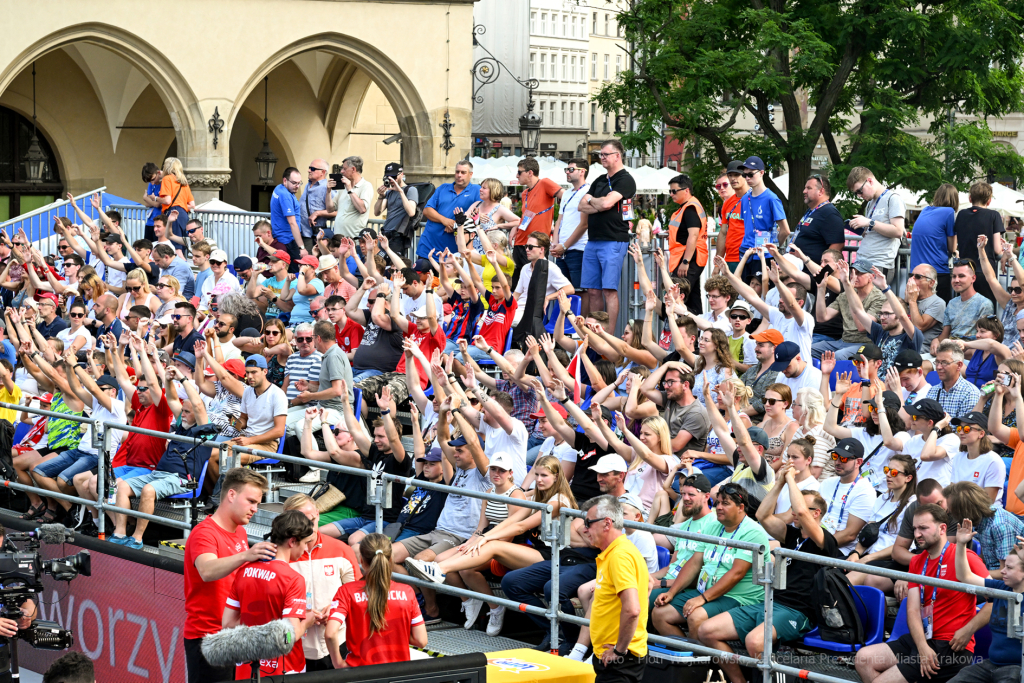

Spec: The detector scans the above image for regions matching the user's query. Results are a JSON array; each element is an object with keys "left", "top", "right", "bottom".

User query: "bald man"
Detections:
[{"left": 299, "top": 158, "right": 338, "bottom": 252}]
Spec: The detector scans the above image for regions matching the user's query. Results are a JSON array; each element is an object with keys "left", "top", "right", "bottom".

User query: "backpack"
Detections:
[
  {"left": 400, "top": 182, "right": 436, "bottom": 237},
  {"left": 811, "top": 566, "right": 866, "bottom": 644},
  {"left": 0, "top": 419, "right": 14, "bottom": 481}
]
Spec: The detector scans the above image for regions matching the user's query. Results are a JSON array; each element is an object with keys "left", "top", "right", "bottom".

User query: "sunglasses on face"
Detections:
[
  {"left": 265, "top": 331, "right": 280, "bottom": 337},
  {"left": 565, "top": 167, "right": 579, "bottom": 173},
  {"left": 830, "top": 452, "right": 853, "bottom": 463},
  {"left": 171, "top": 314, "right": 191, "bottom": 321},
  {"left": 1010, "top": 287, "right": 1024, "bottom": 295},
  {"left": 883, "top": 466, "right": 906, "bottom": 476},
  {"left": 598, "top": 152, "right": 619, "bottom": 158},
  {"left": 526, "top": 244, "right": 544, "bottom": 251},
  {"left": 912, "top": 273, "right": 935, "bottom": 281},
  {"left": 730, "top": 314, "right": 749, "bottom": 320},
  {"left": 296, "top": 336, "right": 314, "bottom": 343},
  {"left": 137, "top": 386, "right": 149, "bottom": 393},
  {"left": 714, "top": 182, "right": 730, "bottom": 189},
  {"left": 583, "top": 516, "right": 609, "bottom": 529},
  {"left": 955, "top": 425, "right": 976, "bottom": 434},
  {"left": 764, "top": 398, "right": 783, "bottom": 406},
  {"left": 742, "top": 172, "right": 757, "bottom": 179},
  {"left": 186, "top": 228, "right": 200, "bottom": 234},
  {"left": 309, "top": 167, "right": 325, "bottom": 173},
  {"left": 210, "top": 261, "right": 225, "bottom": 266},
  {"left": 127, "top": 286, "right": 141, "bottom": 293},
  {"left": 69, "top": 312, "right": 85, "bottom": 318}
]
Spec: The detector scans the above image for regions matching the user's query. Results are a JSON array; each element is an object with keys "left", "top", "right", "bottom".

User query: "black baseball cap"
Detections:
[
  {"left": 102, "top": 233, "right": 122, "bottom": 244},
  {"left": 679, "top": 473, "right": 712, "bottom": 493},
  {"left": 872, "top": 390, "right": 902, "bottom": 412},
  {"left": 413, "top": 257, "right": 434, "bottom": 274},
  {"left": 830, "top": 438, "right": 864, "bottom": 460},
  {"left": 726, "top": 160, "right": 745, "bottom": 174},
  {"left": 96, "top": 375, "right": 119, "bottom": 390},
  {"left": 951, "top": 411, "right": 988, "bottom": 430},
  {"left": 769, "top": 341, "right": 800, "bottom": 372},
  {"left": 904, "top": 398, "right": 944, "bottom": 422},
  {"left": 384, "top": 163, "right": 403, "bottom": 177},
  {"left": 854, "top": 342, "right": 883, "bottom": 362},
  {"left": 892, "top": 349, "right": 923, "bottom": 371}
]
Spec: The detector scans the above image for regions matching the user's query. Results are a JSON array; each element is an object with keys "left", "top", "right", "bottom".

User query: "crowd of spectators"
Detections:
[{"left": 4, "top": 152, "right": 1024, "bottom": 683}]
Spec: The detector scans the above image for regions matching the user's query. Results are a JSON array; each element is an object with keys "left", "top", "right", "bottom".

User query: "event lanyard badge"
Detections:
[
  {"left": 822, "top": 481, "right": 856, "bottom": 535},
  {"left": 607, "top": 174, "right": 635, "bottom": 221},
  {"left": 920, "top": 543, "right": 948, "bottom": 639},
  {"left": 697, "top": 528, "right": 740, "bottom": 593}
]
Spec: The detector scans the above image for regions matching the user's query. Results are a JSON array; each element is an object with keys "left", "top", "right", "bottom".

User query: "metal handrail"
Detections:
[{"left": 0, "top": 187, "right": 107, "bottom": 230}]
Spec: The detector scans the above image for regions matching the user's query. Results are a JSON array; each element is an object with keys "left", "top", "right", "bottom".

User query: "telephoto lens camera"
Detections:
[{"left": 0, "top": 524, "right": 91, "bottom": 656}]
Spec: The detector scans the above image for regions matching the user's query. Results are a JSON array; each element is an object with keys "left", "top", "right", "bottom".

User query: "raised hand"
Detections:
[
  {"left": 549, "top": 377, "right": 567, "bottom": 402},
  {"left": 834, "top": 371, "right": 853, "bottom": 397},
  {"left": 956, "top": 518, "right": 976, "bottom": 547},
  {"left": 539, "top": 333, "right": 555, "bottom": 352},
  {"left": 820, "top": 351, "right": 836, "bottom": 377},
  {"left": 905, "top": 276, "right": 919, "bottom": 301},
  {"left": 362, "top": 276, "right": 378, "bottom": 291},
  {"left": 870, "top": 267, "right": 888, "bottom": 290},
  {"left": 471, "top": 334, "right": 489, "bottom": 351}
]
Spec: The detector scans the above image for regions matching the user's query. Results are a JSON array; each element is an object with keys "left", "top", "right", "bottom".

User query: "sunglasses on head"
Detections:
[
  {"left": 952, "top": 258, "right": 976, "bottom": 271},
  {"left": 718, "top": 483, "right": 745, "bottom": 499}
]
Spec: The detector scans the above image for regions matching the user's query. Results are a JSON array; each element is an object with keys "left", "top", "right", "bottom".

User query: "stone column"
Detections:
[{"left": 185, "top": 170, "right": 232, "bottom": 205}]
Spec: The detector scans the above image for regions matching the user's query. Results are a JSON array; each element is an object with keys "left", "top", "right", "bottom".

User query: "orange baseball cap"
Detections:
[{"left": 751, "top": 329, "right": 784, "bottom": 346}]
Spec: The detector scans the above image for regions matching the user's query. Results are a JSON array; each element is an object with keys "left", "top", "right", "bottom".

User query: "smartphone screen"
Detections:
[{"left": 813, "top": 264, "right": 834, "bottom": 285}]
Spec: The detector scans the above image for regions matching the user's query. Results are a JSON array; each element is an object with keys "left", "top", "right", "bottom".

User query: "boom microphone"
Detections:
[
  {"left": 201, "top": 619, "right": 296, "bottom": 669},
  {"left": 36, "top": 524, "right": 75, "bottom": 545}
]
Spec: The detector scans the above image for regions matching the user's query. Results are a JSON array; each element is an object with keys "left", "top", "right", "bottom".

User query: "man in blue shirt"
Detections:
[
  {"left": 271, "top": 167, "right": 306, "bottom": 272},
  {"left": 141, "top": 162, "right": 163, "bottom": 243},
  {"left": 418, "top": 160, "right": 481, "bottom": 258},
  {"left": 739, "top": 156, "right": 789, "bottom": 282}
]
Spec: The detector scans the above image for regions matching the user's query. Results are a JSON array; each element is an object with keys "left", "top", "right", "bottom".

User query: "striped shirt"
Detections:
[
  {"left": 484, "top": 485, "right": 523, "bottom": 526},
  {"left": 285, "top": 351, "right": 324, "bottom": 402}
]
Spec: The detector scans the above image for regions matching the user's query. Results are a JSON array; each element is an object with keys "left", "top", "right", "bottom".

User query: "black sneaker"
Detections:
[
  {"left": 78, "top": 518, "right": 100, "bottom": 538},
  {"left": 63, "top": 504, "right": 83, "bottom": 529}
]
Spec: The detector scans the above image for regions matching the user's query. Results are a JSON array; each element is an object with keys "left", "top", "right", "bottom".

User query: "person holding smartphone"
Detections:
[{"left": 374, "top": 163, "right": 419, "bottom": 259}]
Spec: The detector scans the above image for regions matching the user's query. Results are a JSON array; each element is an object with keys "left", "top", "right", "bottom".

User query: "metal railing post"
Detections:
[
  {"left": 545, "top": 509, "right": 560, "bottom": 654},
  {"left": 96, "top": 427, "right": 114, "bottom": 540},
  {"left": 757, "top": 548, "right": 774, "bottom": 683}
]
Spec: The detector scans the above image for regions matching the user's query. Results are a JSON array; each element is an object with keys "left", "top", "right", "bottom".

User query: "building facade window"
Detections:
[
  {"left": 616, "top": 55, "right": 622, "bottom": 77},
  {"left": 592, "top": 12, "right": 598, "bottom": 34},
  {"left": 570, "top": 56, "right": 576, "bottom": 81},
  {"left": 571, "top": 15, "right": 576, "bottom": 37},
  {"left": 591, "top": 103, "right": 597, "bottom": 132},
  {"left": 562, "top": 55, "right": 567, "bottom": 80},
  {"left": 570, "top": 102, "right": 576, "bottom": 127},
  {"left": 530, "top": 52, "right": 536, "bottom": 78},
  {"left": 539, "top": 101, "right": 546, "bottom": 125},
  {"left": 618, "top": 20, "right": 624, "bottom": 37},
  {"left": 591, "top": 53, "right": 597, "bottom": 79},
  {"left": 562, "top": 14, "right": 568, "bottom": 36},
  {"left": 603, "top": 113, "right": 609, "bottom": 133},
  {"left": 604, "top": 13, "right": 609, "bottom": 35},
  {"left": 604, "top": 54, "right": 609, "bottom": 80},
  {"left": 541, "top": 13, "right": 548, "bottom": 34},
  {"left": 540, "top": 53, "right": 547, "bottom": 79},
  {"left": 530, "top": 12, "right": 536, "bottom": 34}
]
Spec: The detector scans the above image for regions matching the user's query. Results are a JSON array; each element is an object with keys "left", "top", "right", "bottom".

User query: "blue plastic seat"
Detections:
[
  {"left": 657, "top": 546, "right": 671, "bottom": 570},
  {"left": 926, "top": 370, "right": 940, "bottom": 386},
  {"left": 353, "top": 387, "right": 362, "bottom": 421},
  {"left": 543, "top": 296, "right": 582, "bottom": 335},
  {"left": 828, "top": 359, "right": 863, "bottom": 392},
  {"left": 812, "top": 358, "right": 821, "bottom": 369},
  {"left": 167, "top": 461, "right": 209, "bottom": 501},
  {"left": 803, "top": 585, "right": 886, "bottom": 652}
]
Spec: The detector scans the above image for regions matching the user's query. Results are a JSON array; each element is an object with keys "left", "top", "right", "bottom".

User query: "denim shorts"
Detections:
[
  {"left": 581, "top": 241, "right": 628, "bottom": 290},
  {"left": 114, "top": 466, "right": 152, "bottom": 480},
  {"left": 124, "top": 470, "right": 188, "bottom": 499},
  {"left": 331, "top": 516, "right": 373, "bottom": 536},
  {"left": 33, "top": 449, "right": 98, "bottom": 485}
]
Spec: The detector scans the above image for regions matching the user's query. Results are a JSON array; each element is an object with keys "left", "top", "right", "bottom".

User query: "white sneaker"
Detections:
[
  {"left": 298, "top": 470, "right": 321, "bottom": 483},
  {"left": 486, "top": 605, "right": 506, "bottom": 636},
  {"left": 462, "top": 598, "right": 484, "bottom": 629},
  {"left": 405, "top": 558, "right": 446, "bottom": 585}
]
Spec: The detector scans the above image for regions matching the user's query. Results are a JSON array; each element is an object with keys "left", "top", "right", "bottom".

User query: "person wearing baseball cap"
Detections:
[
  {"left": 816, "top": 437, "right": 877, "bottom": 554},
  {"left": 200, "top": 248, "right": 241, "bottom": 313},
  {"left": 290, "top": 255, "right": 326, "bottom": 325},
  {"left": 255, "top": 250, "right": 292, "bottom": 318},
  {"left": 878, "top": 398, "right": 956, "bottom": 485},
  {"left": 733, "top": 156, "right": 789, "bottom": 284},
  {"left": 716, "top": 164, "right": 746, "bottom": 269},
  {"left": 740, "top": 329, "right": 782, "bottom": 420},
  {"left": 375, "top": 163, "right": 419, "bottom": 259},
  {"left": 949, "top": 412, "right": 1005, "bottom": 502},
  {"left": 890, "top": 349, "right": 933, "bottom": 410},
  {"left": 770, "top": 340, "right": 822, "bottom": 395},
  {"left": 811, "top": 256, "right": 888, "bottom": 361}
]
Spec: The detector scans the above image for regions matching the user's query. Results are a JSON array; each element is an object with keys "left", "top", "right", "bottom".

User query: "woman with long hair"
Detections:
[
  {"left": 973, "top": 358, "right": 1024, "bottom": 458},
  {"left": 759, "top": 383, "right": 799, "bottom": 467},
  {"left": 591, "top": 318, "right": 660, "bottom": 375},
  {"left": 404, "top": 455, "right": 577, "bottom": 637},
  {"left": 116, "top": 268, "right": 159, "bottom": 320},
  {"left": 772, "top": 437, "right": 820, "bottom": 514},
  {"left": 691, "top": 328, "right": 734, "bottom": 406},
  {"left": 77, "top": 272, "right": 106, "bottom": 315},
  {"left": 153, "top": 275, "right": 186, "bottom": 318},
  {"left": 596, "top": 413, "right": 678, "bottom": 512},
  {"left": 56, "top": 301, "right": 94, "bottom": 354},
  {"left": 434, "top": 453, "right": 525, "bottom": 634},
  {"left": 950, "top": 412, "right": 1005, "bottom": 504},
  {"left": 234, "top": 318, "right": 290, "bottom": 387},
  {"left": 849, "top": 454, "right": 917, "bottom": 580},
  {"left": 793, "top": 387, "right": 836, "bottom": 480},
  {"left": 597, "top": 368, "right": 658, "bottom": 436},
  {"left": 825, "top": 375, "right": 906, "bottom": 494},
  {"left": 908, "top": 183, "right": 958, "bottom": 301},
  {"left": 463, "top": 228, "right": 514, "bottom": 294},
  {"left": 159, "top": 157, "right": 195, "bottom": 240},
  {"left": 222, "top": 510, "right": 317, "bottom": 677},
  {"left": 326, "top": 533, "right": 428, "bottom": 668}
]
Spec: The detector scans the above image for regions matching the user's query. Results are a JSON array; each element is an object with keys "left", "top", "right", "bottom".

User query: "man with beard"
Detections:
[
  {"left": 845, "top": 267, "right": 923, "bottom": 377},
  {"left": 207, "top": 312, "right": 242, "bottom": 362},
  {"left": 226, "top": 356, "right": 287, "bottom": 453},
  {"left": 814, "top": 438, "right": 877, "bottom": 554},
  {"left": 641, "top": 362, "right": 710, "bottom": 460},
  {"left": 740, "top": 329, "right": 781, "bottom": 421},
  {"left": 648, "top": 473, "right": 716, "bottom": 584}
]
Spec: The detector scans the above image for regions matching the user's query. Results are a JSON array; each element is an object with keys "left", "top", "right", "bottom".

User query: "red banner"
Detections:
[{"left": 18, "top": 543, "right": 186, "bottom": 683}]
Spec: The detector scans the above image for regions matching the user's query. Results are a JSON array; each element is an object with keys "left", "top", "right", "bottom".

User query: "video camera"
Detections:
[{"left": 0, "top": 524, "right": 91, "bottom": 654}]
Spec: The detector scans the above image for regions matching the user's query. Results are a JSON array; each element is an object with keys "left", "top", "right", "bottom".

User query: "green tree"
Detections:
[{"left": 595, "top": 0, "right": 1024, "bottom": 221}]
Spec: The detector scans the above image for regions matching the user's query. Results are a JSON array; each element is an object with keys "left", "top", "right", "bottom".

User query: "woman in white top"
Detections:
[
  {"left": 598, "top": 413, "right": 678, "bottom": 512},
  {"left": 950, "top": 412, "right": 1006, "bottom": 504},
  {"left": 773, "top": 436, "right": 820, "bottom": 514},
  {"left": 793, "top": 387, "right": 836, "bottom": 481},
  {"left": 849, "top": 454, "right": 917, "bottom": 580},
  {"left": 116, "top": 268, "right": 160, "bottom": 321},
  {"left": 691, "top": 328, "right": 734, "bottom": 406},
  {"left": 878, "top": 397, "right": 955, "bottom": 486},
  {"left": 759, "top": 383, "right": 799, "bottom": 467},
  {"left": 153, "top": 275, "right": 187, "bottom": 318},
  {"left": 465, "top": 179, "right": 521, "bottom": 238},
  {"left": 57, "top": 301, "right": 94, "bottom": 354}
]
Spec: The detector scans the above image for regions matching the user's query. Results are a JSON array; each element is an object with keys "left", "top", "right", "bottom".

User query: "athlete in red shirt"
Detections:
[
  {"left": 325, "top": 534, "right": 428, "bottom": 668},
  {"left": 223, "top": 510, "right": 319, "bottom": 679},
  {"left": 183, "top": 468, "right": 274, "bottom": 683}
]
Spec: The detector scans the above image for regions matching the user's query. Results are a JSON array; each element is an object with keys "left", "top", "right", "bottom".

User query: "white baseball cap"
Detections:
[
  {"left": 591, "top": 454, "right": 628, "bottom": 474},
  {"left": 488, "top": 451, "right": 515, "bottom": 471}
]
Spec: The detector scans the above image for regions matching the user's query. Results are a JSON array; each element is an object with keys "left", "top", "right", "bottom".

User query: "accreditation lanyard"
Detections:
[
  {"left": 866, "top": 190, "right": 891, "bottom": 230},
  {"left": 519, "top": 186, "right": 555, "bottom": 232},
  {"left": 824, "top": 478, "right": 858, "bottom": 533},
  {"left": 697, "top": 525, "right": 742, "bottom": 593},
  {"left": 920, "top": 543, "right": 949, "bottom": 639},
  {"left": 799, "top": 201, "right": 830, "bottom": 227}
]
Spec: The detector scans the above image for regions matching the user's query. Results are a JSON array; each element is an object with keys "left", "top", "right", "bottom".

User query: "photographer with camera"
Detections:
[
  {"left": 373, "top": 163, "right": 419, "bottom": 260},
  {"left": 0, "top": 521, "right": 40, "bottom": 683},
  {"left": 108, "top": 362, "right": 211, "bottom": 550}
]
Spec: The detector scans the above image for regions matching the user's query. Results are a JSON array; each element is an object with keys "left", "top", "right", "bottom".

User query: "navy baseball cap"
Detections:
[
  {"left": 233, "top": 256, "right": 253, "bottom": 272},
  {"left": 769, "top": 341, "right": 800, "bottom": 372},
  {"left": 96, "top": 375, "right": 119, "bottom": 390},
  {"left": 741, "top": 156, "right": 765, "bottom": 172},
  {"left": 417, "top": 447, "right": 443, "bottom": 463},
  {"left": 448, "top": 435, "right": 468, "bottom": 447}
]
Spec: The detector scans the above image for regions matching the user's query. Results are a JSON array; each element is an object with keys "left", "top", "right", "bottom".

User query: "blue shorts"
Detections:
[
  {"left": 33, "top": 449, "right": 98, "bottom": 485},
  {"left": 332, "top": 516, "right": 374, "bottom": 536},
  {"left": 114, "top": 466, "right": 151, "bottom": 480},
  {"left": 351, "top": 368, "right": 384, "bottom": 383},
  {"left": 124, "top": 471, "right": 188, "bottom": 499},
  {"left": 581, "top": 241, "right": 628, "bottom": 290}
]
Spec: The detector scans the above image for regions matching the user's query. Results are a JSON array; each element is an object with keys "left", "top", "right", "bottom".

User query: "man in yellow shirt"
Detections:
[
  {"left": 0, "top": 360, "right": 22, "bottom": 424},
  {"left": 584, "top": 494, "right": 649, "bottom": 683}
]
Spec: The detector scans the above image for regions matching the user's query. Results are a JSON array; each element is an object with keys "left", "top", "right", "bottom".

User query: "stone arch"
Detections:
[
  {"left": 0, "top": 23, "right": 204, "bottom": 163},
  {"left": 228, "top": 33, "right": 434, "bottom": 178}
]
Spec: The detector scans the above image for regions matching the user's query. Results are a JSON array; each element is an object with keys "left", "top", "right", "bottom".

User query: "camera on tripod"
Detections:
[{"left": 0, "top": 525, "right": 91, "bottom": 654}]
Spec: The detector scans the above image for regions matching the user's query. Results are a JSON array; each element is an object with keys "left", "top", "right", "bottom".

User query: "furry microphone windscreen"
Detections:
[{"left": 201, "top": 619, "right": 296, "bottom": 668}]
